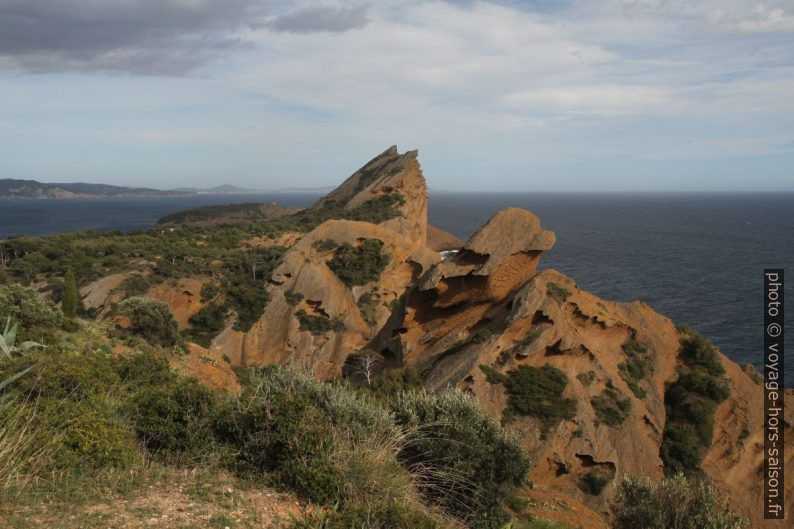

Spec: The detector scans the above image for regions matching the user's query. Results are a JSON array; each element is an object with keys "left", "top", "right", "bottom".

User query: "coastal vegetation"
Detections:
[
  {"left": 614, "top": 474, "right": 747, "bottom": 529},
  {"left": 618, "top": 337, "right": 653, "bottom": 399},
  {"left": 481, "top": 364, "right": 577, "bottom": 434},
  {"left": 0, "top": 285, "right": 534, "bottom": 528},
  {"left": 325, "top": 239, "right": 390, "bottom": 286},
  {"left": 0, "top": 193, "right": 405, "bottom": 335},
  {"left": 660, "top": 325, "right": 731, "bottom": 475},
  {"left": 590, "top": 382, "right": 632, "bottom": 427}
]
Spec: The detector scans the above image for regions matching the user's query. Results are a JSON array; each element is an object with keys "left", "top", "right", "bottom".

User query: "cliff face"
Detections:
[
  {"left": 311, "top": 146, "right": 428, "bottom": 244},
  {"left": 209, "top": 146, "right": 437, "bottom": 379},
  {"left": 84, "top": 147, "right": 791, "bottom": 528},
  {"left": 377, "top": 202, "right": 792, "bottom": 529}
]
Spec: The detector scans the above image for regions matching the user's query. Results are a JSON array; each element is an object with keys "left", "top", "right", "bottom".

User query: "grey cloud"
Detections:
[
  {"left": 268, "top": 4, "right": 369, "bottom": 33},
  {"left": 0, "top": 0, "right": 272, "bottom": 75}
]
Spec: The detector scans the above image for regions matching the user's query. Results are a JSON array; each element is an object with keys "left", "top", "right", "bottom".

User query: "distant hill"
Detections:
[
  {"left": 156, "top": 202, "right": 302, "bottom": 226},
  {"left": 0, "top": 179, "right": 190, "bottom": 199},
  {"left": 168, "top": 184, "right": 261, "bottom": 194}
]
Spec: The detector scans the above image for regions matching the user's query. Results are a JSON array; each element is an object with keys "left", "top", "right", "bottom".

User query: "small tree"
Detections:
[
  {"left": 62, "top": 268, "right": 80, "bottom": 318},
  {"left": 356, "top": 352, "right": 380, "bottom": 386},
  {"left": 114, "top": 297, "right": 181, "bottom": 347}
]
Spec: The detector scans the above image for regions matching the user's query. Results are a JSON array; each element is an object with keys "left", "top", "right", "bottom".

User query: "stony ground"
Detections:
[{"left": 0, "top": 465, "right": 306, "bottom": 529}]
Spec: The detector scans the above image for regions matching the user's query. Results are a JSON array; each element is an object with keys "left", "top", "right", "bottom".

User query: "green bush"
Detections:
[
  {"left": 185, "top": 303, "right": 228, "bottom": 347},
  {"left": 590, "top": 384, "right": 631, "bottom": 427},
  {"left": 296, "top": 309, "right": 344, "bottom": 335},
  {"left": 660, "top": 325, "right": 731, "bottom": 475},
  {"left": 546, "top": 282, "right": 571, "bottom": 303},
  {"left": 42, "top": 398, "right": 139, "bottom": 469},
  {"left": 312, "top": 239, "right": 339, "bottom": 253},
  {"left": 200, "top": 281, "right": 221, "bottom": 302},
  {"left": 223, "top": 277, "right": 269, "bottom": 331},
  {"left": 222, "top": 367, "right": 397, "bottom": 503},
  {"left": 284, "top": 290, "right": 304, "bottom": 307},
  {"left": 115, "top": 351, "right": 176, "bottom": 388},
  {"left": 3, "top": 352, "right": 139, "bottom": 470},
  {"left": 131, "top": 378, "right": 221, "bottom": 459},
  {"left": 391, "top": 389, "right": 530, "bottom": 529},
  {"left": 0, "top": 282, "right": 62, "bottom": 330},
  {"left": 614, "top": 474, "right": 747, "bottom": 529},
  {"left": 619, "top": 338, "right": 652, "bottom": 399},
  {"left": 326, "top": 239, "right": 390, "bottom": 286},
  {"left": 118, "top": 273, "right": 153, "bottom": 297},
  {"left": 114, "top": 297, "right": 181, "bottom": 347},
  {"left": 482, "top": 364, "right": 577, "bottom": 434}
]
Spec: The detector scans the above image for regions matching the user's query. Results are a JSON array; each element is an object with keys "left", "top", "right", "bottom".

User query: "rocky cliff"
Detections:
[{"left": 80, "top": 147, "right": 791, "bottom": 528}]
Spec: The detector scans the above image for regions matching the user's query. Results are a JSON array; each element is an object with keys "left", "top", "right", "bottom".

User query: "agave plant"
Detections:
[
  {"left": 1, "top": 316, "right": 44, "bottom": 359},
  {"left": 1, "top": 317, "right": 43, "bottom": 409}
]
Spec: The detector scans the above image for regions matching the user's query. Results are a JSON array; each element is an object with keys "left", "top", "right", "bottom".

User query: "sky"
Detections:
[{"left": 0, "top": 0, "right": 792, "bottom": 192}]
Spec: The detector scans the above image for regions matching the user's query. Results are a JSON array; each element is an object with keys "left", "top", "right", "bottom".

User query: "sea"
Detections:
[{"left": 1, "top": 192, "right": 791, "bottom": 387}]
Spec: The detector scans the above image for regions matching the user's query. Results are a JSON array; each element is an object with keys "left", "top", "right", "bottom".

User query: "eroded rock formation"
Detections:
[{"left": 85, "top": 146, "right": 791, "bottom": 528}]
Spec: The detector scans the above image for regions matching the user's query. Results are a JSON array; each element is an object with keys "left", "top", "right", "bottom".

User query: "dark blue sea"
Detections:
[{"left": 1, "top": 192, "right": 791, "bottom": 387}]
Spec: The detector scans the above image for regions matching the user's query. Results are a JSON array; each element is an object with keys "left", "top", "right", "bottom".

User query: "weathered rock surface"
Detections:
[
  {"left": 426, "top": 225, "right": 462, "bottom": 252},
  {"left": 311, "top": 145, "right": 428, "bottom": 243},
  {"left": 83, "top": 146, "right": 791, "bottom": 528},
  {"left": 210, "top": 146, "right": 437, "bottom": 379}
]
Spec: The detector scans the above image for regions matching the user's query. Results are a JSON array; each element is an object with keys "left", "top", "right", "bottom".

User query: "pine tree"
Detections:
[{"left": 62, "top": 268, "right": 80, "bottom": 318}]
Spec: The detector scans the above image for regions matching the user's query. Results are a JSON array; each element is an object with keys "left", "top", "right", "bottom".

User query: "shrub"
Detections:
[
  {"left": 41, "top": 398, "right": 139, "bottom": 469},
  {"left": 296, "top": 309, "right": 344, "bottom": 335},
  {"left": 119, "top": 273, "right": 155, "bottom": 298},
  {"left": 391, "top": 389, "right": 530, "bottom": 529},
  {"left": 222, "top": 367, "right": 397, "bottom": 503},
  {"left": 114, "top": 297, "right": 181, "bottom": 347},
  {"left": 185, "top": 303, "right": 228, "bottom": 347},
  {"left": 0, "top": 282, "right": 62, "bottom": 330},
  {"left": 546, "top": 282, "right": 571, "bottom": 303},
  {"left": 284, "top": 290, "right": 304, "bottom": 306},
  {"left": 115, "top": 351, "right": 176, "bottom": 389},
  {"left": 614, "top": 474, "right": 747, "bottom": 529},
  {"left": 660, "top": 325, "right": 730, "bottom": 475},
  {"left": 4, "top": 352, "right": 139, "bottom": 470},
  {"left": 312, "top": 239, "right": 339, "bottom": 253},
  {"left": 200, "top": 281, "right": 220, "bottom": 302},
  {"left": 345, "top": 194, "right": 406, "bottom": 224},
  {"left": 619, "top": 338, "right": 652, "bottom": 399},
  {"left": 131, "top": 378, "right": 221, "bottom": 459},
  {"left": 482, "top": 364, "right": 577, "bottom": 434},
  {"left": 326, "top": 239, "right": 390, "bottom": 286},
  {"left": 590, "top": 384, "right": 631, "bottom": 427},
  {"left": 223, "top": 278, "right": 268, "bottom": 332}
]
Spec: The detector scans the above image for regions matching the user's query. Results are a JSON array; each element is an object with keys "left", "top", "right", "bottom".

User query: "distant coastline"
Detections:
[{"left": 0, "top": 178, "right": 334, "bottom": 199}]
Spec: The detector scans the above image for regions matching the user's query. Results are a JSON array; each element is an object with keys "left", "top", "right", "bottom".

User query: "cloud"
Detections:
[
  {"left": 0, "top": 0, "right": 270, "bottom": 74},
  {"left": 708, "top": 3, "right": 794, "bottom": 33},
  {"left": 267, "top": 4, "right": 370, "bottom": 33}
]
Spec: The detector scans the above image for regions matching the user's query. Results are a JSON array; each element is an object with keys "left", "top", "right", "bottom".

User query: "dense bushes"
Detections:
[
  {"left": 660, "top": 325, "right": 730, "bottom": 475},
  {"left": 296, "top": 309, "right": 345, "bottom": 335},
  {"left": 185, "top": 303, "right": 228, "bottom": 346},
  {"left": 614, "top": 474, "right": 747, "bottom": 529},
  {"left": 619, "top": 338, "right": 653, "bottom": 399},
  {"left": 0, "top": 282, "right": 62, "bottom": 330},
  {"left": 325, "top": 239, "right": 390, "bottom": 286},
  {"left": 482, "top": 364, "right": 577, "bottom": 434},
  {"left": 131, "top": 378, "right": 221, "bottom": 458},
  {"left": 114, "top": 297, "right": 181, "bottom": 347},
  {"left": 2, "top": 352, "right": 139, "bottom": 470},
  {"left": 590, "top": 383, "right": 631, "bottom": 427},
  {"left": 392, "top": 390, "right": 530, "bottom": 529}
]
